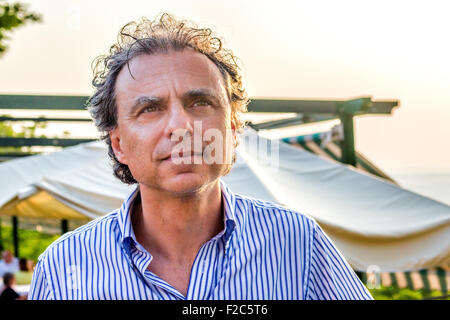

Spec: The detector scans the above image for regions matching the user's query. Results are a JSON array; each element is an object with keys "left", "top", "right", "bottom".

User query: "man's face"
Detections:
[
  {"left": 3, "top": 250, "right": 13, "bottom": 263},
  {"left": 111, "top": 49, "right": 236, "bottom": 195}
]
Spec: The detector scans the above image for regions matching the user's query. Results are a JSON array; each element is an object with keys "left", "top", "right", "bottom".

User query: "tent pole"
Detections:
[
  {"left": 339, "top": 112, "right": 357, "bottom": 167},
  {"left": 12, "top": 216, "right": 19, "bottom": 257},
  {"left": 61, "top": 219, "right": 69, "bottom": 234}
]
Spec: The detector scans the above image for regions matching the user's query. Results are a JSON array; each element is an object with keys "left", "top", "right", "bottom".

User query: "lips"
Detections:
[{"left": 161, "top": 150, "right": 203, "bottom": 161}]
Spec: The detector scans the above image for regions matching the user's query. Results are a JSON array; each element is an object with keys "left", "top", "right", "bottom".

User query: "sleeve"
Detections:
[
  {"left": 27, "top": 258, "right": 54, "bottom": 300},
  {"left": 306, "top": 222, "right": 373, "bottom": 300}
]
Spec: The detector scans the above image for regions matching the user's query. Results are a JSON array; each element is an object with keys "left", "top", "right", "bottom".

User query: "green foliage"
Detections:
[
  {"left": 0, "top": 117, "right": 48, "bottom": 155},
  {"left": 369, "top": 285, "right": 450, "bottom": 300},
  {"left": 0, "top": 119, "right": 47, "bottom": 137},
  {"left": 392, "top": 288, "right": 422, "bottom": 300},
  {"left": 0, "top": 119, "right": 15, "bottom": 136},
  {"left": 0, "top": 223, "right": 60, "bottom": 261},
  {"left": 0, "top": 1, "right": 42, "bottom": 56},
  {"left": 0, "top": 121, "right": 22, "bottom": 153}
]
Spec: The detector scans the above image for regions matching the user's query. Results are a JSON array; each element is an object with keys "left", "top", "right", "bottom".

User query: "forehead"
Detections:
[{"left": 115, "top": 48, "right": 228, "bottom": 101}]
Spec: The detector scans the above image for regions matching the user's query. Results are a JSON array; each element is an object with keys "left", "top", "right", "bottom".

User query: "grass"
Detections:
[{"left": 368, "top": 286, "right": 449, "bottom": 300}]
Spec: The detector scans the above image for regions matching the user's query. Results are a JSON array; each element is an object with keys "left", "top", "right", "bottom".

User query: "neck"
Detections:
[{"left": 131, "top": 179, "right": 224, "bottom": 264}]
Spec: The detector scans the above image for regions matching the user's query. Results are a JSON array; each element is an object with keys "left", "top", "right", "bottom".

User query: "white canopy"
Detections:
[{"left": 0, "top": 128, "right": 449, "bottom": 272}]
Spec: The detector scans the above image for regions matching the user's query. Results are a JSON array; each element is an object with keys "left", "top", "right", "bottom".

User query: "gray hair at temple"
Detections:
[{"left": 87, "top": 12, "right": 249, "bottom": 184}]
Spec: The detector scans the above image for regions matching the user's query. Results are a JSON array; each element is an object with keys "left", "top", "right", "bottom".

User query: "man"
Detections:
[
  {"left": 28, "top": 13, "right": 372, "bottom": 300},
  {"left": 0, "top": 250, "right": 19, "bottom": 278},
  {"left": 0, "top": 272, "right": 27, "bottom": 300},
  {"left": 0, "top": 273, "right": 20, "bottom": 300}
]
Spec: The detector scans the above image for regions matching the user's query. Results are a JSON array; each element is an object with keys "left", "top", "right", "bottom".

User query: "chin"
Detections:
[
  {"left": 137, "top": 165, "right": 223, "bottom": 195},
  {"left": 159, "top": 172, "right": 208, "bottom": 195}
]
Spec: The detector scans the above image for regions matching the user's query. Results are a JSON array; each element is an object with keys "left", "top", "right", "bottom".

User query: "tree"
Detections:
[
  {"left": 0, "top": 1, "right": 42, "bottom": 57},
  {"left": 0, "top": 119, "right": 48, "bottom": 156},
  {"left": 0, "top": 1, "right": 44, "bottom": 154}
]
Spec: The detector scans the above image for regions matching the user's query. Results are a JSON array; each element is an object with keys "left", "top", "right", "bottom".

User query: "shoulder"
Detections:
[
  {"left": 234, "top": 193, "right": 318, "bottom": 238},
  {"left": 0, "top": 286, "right": 19, "bottom": 299},
  {"left": 36, "top": 210, "right": 120, "bottom": 263}
]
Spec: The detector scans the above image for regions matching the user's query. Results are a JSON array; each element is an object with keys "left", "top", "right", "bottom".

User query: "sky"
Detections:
[{"left": 0, "top": 0, "right": 449, "bottom": 202}]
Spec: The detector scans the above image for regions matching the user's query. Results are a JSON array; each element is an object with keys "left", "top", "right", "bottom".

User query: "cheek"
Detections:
[
  {"left": 203, "top": 122, "right": 234, "bottom": 159},
  {"left": 121, "top": 125, "right": 157, "bottom": 160}
]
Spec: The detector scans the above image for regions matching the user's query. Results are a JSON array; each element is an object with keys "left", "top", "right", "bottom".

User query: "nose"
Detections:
[{"left": 164, "top": 100, "right": 194, "bottom": 141}]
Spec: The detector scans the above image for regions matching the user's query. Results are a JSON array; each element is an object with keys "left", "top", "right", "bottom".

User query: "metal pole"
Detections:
[
  {"left": 355, "top": 271, "right": 366, "bottom": 284},
  {"left": 61, "top": 219, "right": 69, "bottom": 234},
  {"left": 339, "top": 112, "right": 357, "bottom": 167},
  {"left": 12, "top": 216, "right": 19, "bottom": 257}
]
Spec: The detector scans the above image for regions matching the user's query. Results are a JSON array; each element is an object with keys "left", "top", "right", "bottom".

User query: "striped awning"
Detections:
[
  {"left": 364, "top": 267, "right": 449, "bottom": 294},
  {"left": 281, "top": 127, "right": 449, "bottom": 296},
  {"left": 281, "top": 124, "right": 398, "bottom": 185}
]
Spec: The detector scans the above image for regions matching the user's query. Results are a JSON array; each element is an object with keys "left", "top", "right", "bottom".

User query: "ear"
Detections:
[
  {"left": 231, "top": 119, "right": 237, "bottom": 146},
  {"left": 109, "top": 128, "right": 128, "bottom": 164}
]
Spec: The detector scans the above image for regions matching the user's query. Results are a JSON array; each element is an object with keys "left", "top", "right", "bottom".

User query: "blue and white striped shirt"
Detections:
[{"left": 28, "top": 179, "right": 373, "bottom": 300}]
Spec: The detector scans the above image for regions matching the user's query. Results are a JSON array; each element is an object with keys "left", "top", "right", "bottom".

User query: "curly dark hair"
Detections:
[{"left": 87, "top": 12, "right": 249, "bottom": 184}]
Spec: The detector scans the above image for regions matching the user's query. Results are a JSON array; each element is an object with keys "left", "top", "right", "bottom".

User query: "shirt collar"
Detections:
[
  {"left": 117, "top": 186, "right": 141, "bottom": 261},
  {"left": 118, "top": 178, "right": 239, "bottom": 260},
  {"left": 219, "top": 178, "right": 237, "bottom": 244}
]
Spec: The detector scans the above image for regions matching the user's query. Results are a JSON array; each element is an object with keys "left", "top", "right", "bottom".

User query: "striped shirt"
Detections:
[{"left": 28, "top": 179, "right": 373, "bottom": 300}]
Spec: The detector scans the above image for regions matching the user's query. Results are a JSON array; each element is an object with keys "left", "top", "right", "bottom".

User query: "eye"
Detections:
[
  {"left": 192, "top": 99, "right": 211, "bottom": 107},
  {"left": 141, "top": 105, "right": 158, "bottom": 113}
]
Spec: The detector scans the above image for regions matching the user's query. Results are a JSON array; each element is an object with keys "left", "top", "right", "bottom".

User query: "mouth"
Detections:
[{"left": 161, "top": 151, "right": 203, "bottom": 161}]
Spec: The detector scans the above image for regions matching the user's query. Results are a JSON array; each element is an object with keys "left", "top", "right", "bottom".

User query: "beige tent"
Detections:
[{"left": 0, "top": 128, "right": 449, "bottom": 273}]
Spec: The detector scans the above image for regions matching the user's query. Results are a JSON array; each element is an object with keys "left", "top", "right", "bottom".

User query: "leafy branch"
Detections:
[{"left": 0, "top": 1, "right": 42, "bottom": 56}]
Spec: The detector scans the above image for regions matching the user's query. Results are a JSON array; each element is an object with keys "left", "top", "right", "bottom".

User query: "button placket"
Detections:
[{"left": 186, "top": 239, "right": 219, "bottom": 300}]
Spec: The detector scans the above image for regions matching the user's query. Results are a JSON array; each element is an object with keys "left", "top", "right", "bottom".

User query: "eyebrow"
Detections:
[
  {"left": 128, "top": 88, "right": 223, "bottom": 115},
  {"left": 183, "top": 88, "right": 222, "bottom": 103},
  {"left": 129, "top": 96, "right": 162, "bottom": 115}
]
